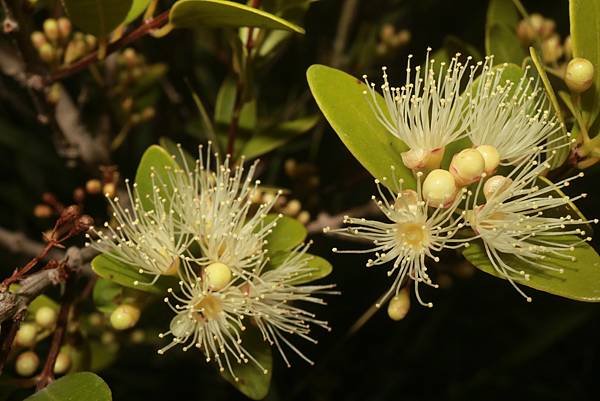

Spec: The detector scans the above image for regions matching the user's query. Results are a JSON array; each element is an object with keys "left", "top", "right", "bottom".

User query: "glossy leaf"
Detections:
[
  {"left": 241, "top": 115, "right": 319, "bottom": 159},
  {"left": 464, "top": 236, "right": 600, "bottom": 302},
  {"left": 485, "top": 0, "right": 526, "bottom": 64},
  {"left": 221, "top": 327, "right": 272, "bottom": 400},
  {"left": 170, "top": 0, "right": 305, "bottom": 33},
  {"left": 263, "top": 214, "right": 307, "bottom": 253},
  {"left": 570, "top": 0, "right": 600, "bottom": 127},
  {"left": 159, "top": 137, "right": 196, "bottom": 169},
  {"left": 306, "top": 64, "right": 414, "bottom": 190},
  {"left": 124, "top": 0, "right": 152, "bottom": 24},
  {"left": 93, "top": 279, "right": 123, "bottom": 314},
  {"left": 62, "top": 0, "right": 132, "bottom": 37},
  {"left": 528, "top": 47, "right": 570, "bottom": 168},
  {"left": 25, "top": 372, "right": 112, "bottom": 401},
  {"left": 91, "top": 254, "right": 174, "bottom": 295},
  {"left": 134, "top": 145, "right": 180, "bottom": 211}
]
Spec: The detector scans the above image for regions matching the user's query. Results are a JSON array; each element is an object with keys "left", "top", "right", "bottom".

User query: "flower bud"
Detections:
[
  {"left": 169, "top": 314, "right": 195, "bottom": 338},
  {"left": 541, "top": 34, "right": 563, "bottom": 64},
  {"left": 449, "top": 148, "right": 485, "bottom": 186},
  {"left": 297, "top": 210, "right": 310, "bottom": 225},
  {"left": 401, "top": 147, "right": 444, "bottom": 171},
  {"left": 566, "top": 57, "right": 595, "bottom": 93},
  {"left": 475, "top": 145, "right": 500, "bottom": 174},
  {"left": 110, "top": 304, "right": 141, "bottom": 330},
  {"left": 33, "top": 204, "right": 53, "bottom": 218},
  {"left": 38, "top": 43, "right": 56, "bottom": 63},
  {"left": 205, "top": 262, "right": 232, "bottom": 291},
  {"left": 284, "top": 199, "right": 302, "bottom": 216},
  {"left": 393, "top": 189, "right": 419, "bottom": 214},
  {"left": 422, "top": 169, "right": 457, "bottom": 207},
  {"left": 103, "top": 182, "right": 116, "bottom": 198},
  {"left": 387, "top": 288, "right": 410, "bottom": 321},
  {"left": 57, "top": 18, "right": 72, "bottom": 40},
  {"left": 43, "top": 19, "right": 59, "bottom": 42},
  {"left": 85, "top": 179, "right": 102, "bottom": 195},
  {"left": 64, "top": 38, "right": 87, "bottom": 65},
  {"left": 53, "top": 350, "right": 71, "bottom": 375},
  {"left": 46, "top": 83, "right": 61, "bottom": 104},
  {"left": 15, "top": 323, "right": 38, "bottom": 347},
  {"left": 15, "top": 351, "right": 39, "bottom": 377},
  {"left": 540, "top": 19, "right": 556, "bottom": 39},
  {"left": 35, "top": 306, "right": 57, "bottom": 328},
  {"left": 483, "top": 175, "right": 513, "bottom": 201},
  {"left": 516, "top": 20, "right": 535, "bottom": 44},
  {"left": 30, "top": 31, "right": 47, "bottom": 49},
  {"left": 529, "top": 13, "right": 544, "bottom": 33},
  {"left": 85, "top": 35, "right": 97, "bottom": 50}
]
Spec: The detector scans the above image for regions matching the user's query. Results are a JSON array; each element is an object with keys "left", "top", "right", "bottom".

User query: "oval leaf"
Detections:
[
  {"left": 307, "top": 64, "right": 414, "bottom": 189},
  {"left": 91, "top": 254, "right": 174, "bottom": 295},
  {"left": 263, "top": 214, "right": 307, "bottom": 253},
  {"left": 485, "top": 0, "right": 526, "bottom": 64},
  {"left": 93, "top": 279, "right": 123, "bottom": 314},
  {"left": 464, "top": 236, "right": 600, "bottom": 302},
  {"left": 124, "top": 0, "right": 152, "bottom": 24},
  {"left": 134, "top": 144, "right": 180, "bottom": 211},
  {"left": 25, "top": 372, "right": 112, "bottom": 401},
  {"left": 62, "top": 0, "right": 132, "bottom": 37},
  {"left": 170, "top": 0, "right": 305, "bottom": 33}
]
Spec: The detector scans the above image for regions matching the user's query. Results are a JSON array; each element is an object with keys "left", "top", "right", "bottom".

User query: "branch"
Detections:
[
  {"left": 0, "top": 228, "right": 62, "bottom": 260},
  {"left": 307, "top": 201, "right": 380, "bottom": 235}
]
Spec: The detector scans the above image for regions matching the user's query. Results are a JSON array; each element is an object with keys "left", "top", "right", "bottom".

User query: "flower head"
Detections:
[
  {"left": 467, "top": 155, "right": 596, "bottom": 300},
  {"left": 327, "top": 169, "right": 468, "bottom": 307}
]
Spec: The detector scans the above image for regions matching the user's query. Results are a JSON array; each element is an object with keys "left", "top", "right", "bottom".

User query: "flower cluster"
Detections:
[
  {"left": 88, "top": 145, "right": 335, "bottom": 380},
  {"left": 330, "top": 50, "right": 593, "bottom": 308}
]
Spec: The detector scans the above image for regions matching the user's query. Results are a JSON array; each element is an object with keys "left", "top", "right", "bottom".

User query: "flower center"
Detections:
[
  {"left": 193, "top": 295, "right": 222, "bottom": 321},
  {"left": 396, "top": 222, "right": 428, "bottom": 250}
]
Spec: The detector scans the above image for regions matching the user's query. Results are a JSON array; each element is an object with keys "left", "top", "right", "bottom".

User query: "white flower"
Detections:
[
  {"left": 87, "top": 178, "right": 191, "bottom": 284},
  {"left": 362, "top": 49, "right": 476, "bottom": 169},
  {"left": 467, "top": 59, "right": 569, "bottom": 164},
  {"left": 244, "top": 243, "right": 336, "bottom": 367},
  {"left": 467, "top": 156, "right": 596, "bottom": 300},
  {"left": 327, "top": 170, "right": 468, "bottom": 307}
]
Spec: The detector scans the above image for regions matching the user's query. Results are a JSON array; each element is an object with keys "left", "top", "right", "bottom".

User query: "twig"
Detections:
[
  {"left": 0, "top": 228, "right": 62, "bottom": 260},
  {"left": 307, "top": 201, "right": 380, "bottom": 234},
  {"left": 47, "top": 11, "right": 170, "bottom": 84},
  {"left": 330, "top": 0, "right": 359, "bottom": 68},
  {"left": 245, "top": 0, "right": 262, "bottom": 54}
]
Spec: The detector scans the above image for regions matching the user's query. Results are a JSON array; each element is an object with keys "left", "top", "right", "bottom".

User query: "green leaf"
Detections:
[
  {"left": 537, "top": 176, "right": 593, "bottom": 234},
  {"left": 159, "top": 137, "right": 196, "bottom": 169},
  {"left": 24, "top": 372, "right": 111, "bottom": 401},
  {"left": 569, "top": 0, "right": 600, "bottom": 128},
  {"left": 91, "top": 254, "right": 174, "bottom": 295},
  {"left": 485, "top": 0, "right": 527, "bottom": 64},
  {"left": 306, "top": 64, "right": 414, "bottom": 190},
  {"left": 28, "top": 294, "right": 59, "bottom": 316},
  {"left": 170, "top": 0, "right": 305, "bottom": 33},
  {"left": 124, "top": 0, "right": 152, "bottom": 24},
  {"left": 134, "top": 145, "right": 180, "bottom": 211},
  {"left": 221, "top": 327, "right": 272, "bottom": 400},
  {"left": 463, "top": 236, "right": 600, "bottom": 302},
  {"left": 62, "top": 0, "right": 133, "bottom": 37},
  {"left": 263, "top": 214, "right": 307, "bottom": 253},
  {"left": 93, "top": 279, "right": 123, "bottom": 314},
  {"left": 241, "top": 115, "right": 319, "bottom": 160},
  {"left": 214, "top": 77, "right": 257, "bottom": 152},
  {"left": 528, "top": 47, "right": 571, "bottom": 168}
]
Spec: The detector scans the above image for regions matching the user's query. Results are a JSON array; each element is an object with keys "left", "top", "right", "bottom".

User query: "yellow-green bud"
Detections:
[
  {"left": 449, "top": 148, "right": 485, "bottom": 186},
  {"left": 64, "top": 39, "right": 87, "bottom": 65},
  {"left": 483, "top": 175, "right": 513, "bottom": 201},
  {"left": 85, "top": 35, "right": 98, "bottom": 50},
  {"left": 422, "top": 169, "right": 457, "bottom": 207},
  {"left": 46, "top": 83, "right": 61, "bottom": 104},
  {"left": 15, "top": 351, "right": 39, "bottom": 377},
  {"left": 38, "top": 43, "right": 56, "bottom": 63},
  {"left": 35, "top": 306, "right": 57, "bottom": 328},
  {"left": 566, "top": 57, "right": 595, "bottom": 93},
  {"left": 541, "top": 34, "right": 563, "bottom": 64},
  {"left": 30, "top": 31, "right": 47, "bottom": 49},
  {"left": 393, "top": 189, "right": 419, "bottom": 214},
  {"left": 387, "top": 288, "right": 410, "bottom": 321},
  {"left": 475, "top": 145, "right": 500, "bottom": 175},
  {"left": 110, "top": 304, "right": 141, "bottom": 330},
  {"left": 57, "top": 18, "right": 72, "bottom": 40},
  {"left": 401, "top": 147, "right": 444, "bottom": 171},
  {"left": 205, "top": 262, "right": 232, "bottom": 291},
  {"left": 285, "top": 199, "right": 302, "bottom": 216},
  {"left": 15, "top": 323, "right": 38, "bottom": 347},
  {"left": 43, "top": 19, "right": 59, "bottom": 42},
  {"left": 53, "top": 350, "right": 71, "bottom": 375}
]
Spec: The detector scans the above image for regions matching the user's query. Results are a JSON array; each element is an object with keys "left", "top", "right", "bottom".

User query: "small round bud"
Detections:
[
  {"left": 43, "top": 19, "right": 59, "bottom": 42},
  {"left": 141, "top": 107, "right": 155, "bottom": 121},
  {"left": 297, "top": 210, "right": 311, "bottom": 225},
  {"left": 393, "top": 189, "right": 419, "bottom": 214},
  {"left": 483, "top": 175, "right": 513, "bottom": 201},
  {"left": 541, "top": 34, "right": 563, "bottom": 64},
  {"left": 387, "top": 288, "right": 410, "bottom": 321},
  {"left": 73, "top": 187, "right": 85, "bottom": 203},
  {"left": 103, "top": 182, "right": 116, "bottom": 198},
  {"left": 401, "top": 147, "right": 445, "bottom": 171},
  {"left": 380, "top": 24, "right": 396, "bottom": 42},
  {"left": 85, "top": 35, "right": 97, "bottom": 50},
  {"left": 170, "top": 314, "right": 195, "bottom": 338},
  {"left": 528, "top": 13, "right": 544, "bottom": 33},
  {"left": 422, "top": 169, "right": 457, "bottom": 207},
  {"left": 46, "top": 83, "right": 61, "bottom": 104},
  {"left": 15, "top": 351, "right": 39, "bottom": 376},
  {"left": 30, "top": 31, "right": 47, "bottom": 49},
  {"left": 566, "top": 57, "right": 595, "bottom": 93},
  {"left": 540, "top": 19, "right": 556, "bottom": 39},
  {"left": 15, "top": 323, "right": 38, "bottom": 347},
  {"left": 475, "top": 145, "right": 500, "bottom": 175},
  {"left": 53, "top": 350, "right": 71, "bottom": 375},
  {"left": 284, "top": 159, "right": 297, "bottom": 177},
  {"left": 449, "top": 148, "right": 485, "bottom": 186},
  {"left": 516, "top": 20, "right": 535, "bottom": 44},
  {"left": 205, "top": 262, "right": 232, "bottom": 291},
  {"left": 88, "top": 312, "right": 103, "bottom": 326},
  {"left": 57, "top": 18, "right": 72, "bottom": 40},
  {"left": 85, "top": 179, "right": 102, "bottom": 195},
  {"left": 285, "top": 199, "right": 302, "bottom": 216},
  {"left": 101, "top": 331, "right": 116, "bottom": 345},
  {"left": 33, "top": 204, "right": 53, "bottom": 218},
  {"left": 122, "top": 48, "right": 138, "bottom": 67},
  {"left": 110, "top": 304, "right": 141, "bottom": 331},
  {"left": 35, "top": 306, "right": 57, "bottom": 329},
  {"left": 130, "top": 329, "right": 145, "bottom": 344},
  {"left": 64, "top": 38, "right": 87, "bottom": 65},
  {"left": 38, "top": 43, "right": 56, "bottom": 63}
]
